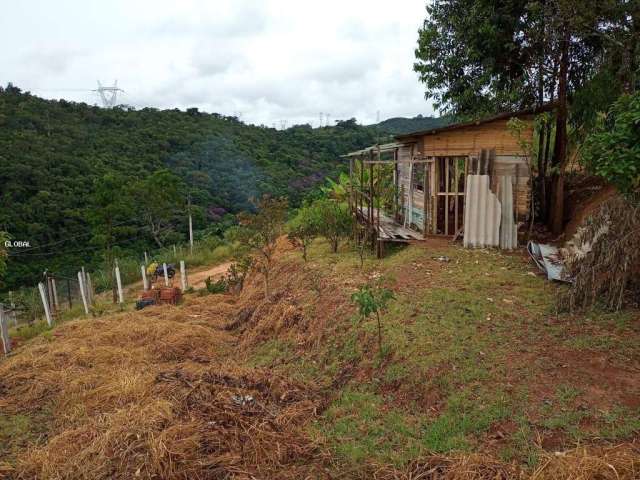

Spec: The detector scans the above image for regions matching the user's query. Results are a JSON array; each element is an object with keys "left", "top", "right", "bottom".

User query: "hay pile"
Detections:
[{"left": 0, "top": 295, "right": 329, "bottom": 479}]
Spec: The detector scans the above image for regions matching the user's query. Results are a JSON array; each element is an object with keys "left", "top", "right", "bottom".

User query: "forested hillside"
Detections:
[
  {"left": 0, "top": 84, "right": 384, "bottom": 289},
  {"left": 374, "top": 114, "right": 450, "bottom": 134}
]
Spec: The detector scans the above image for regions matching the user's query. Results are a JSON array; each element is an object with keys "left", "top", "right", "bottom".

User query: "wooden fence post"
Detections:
[
  {"left": 180, "top": 260, "right": 187, "bottom": 291},
  {"left": 141, "top": 265, "right": 149, "bottom": 291},
  {"left": 67, "top": 278, "right": 72, "bottom": 309},
  {"left": 51, "top": 278, "right": 60, "bottom": 311},
  {"left": 46, "top": 275, "right": 55, "bottom": 316},
  {"left": 86, "top": 273, "right": 93, "bottom": 306},
  {"left": 0, "top": 304, "right": 11, "bottom": 355},
  {"left": 77, "top": 272, "right": 89, "bottom": 315},
  {"left": 163, "top": 263, "right": 169, "bottom": 286},
  {"left": 38, "top": 282, "right": 53, "bottom": 326},
  {"left": 115, "top": 266, "right": 124, "bottom": 304}
]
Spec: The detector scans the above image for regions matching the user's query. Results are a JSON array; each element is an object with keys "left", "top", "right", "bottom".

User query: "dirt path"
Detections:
[
  {"left": 187, "top": 262, "right": 232, "bottom": 289},
  {"left": 122, "top": 261, "right": 232, "bottom": 297}
]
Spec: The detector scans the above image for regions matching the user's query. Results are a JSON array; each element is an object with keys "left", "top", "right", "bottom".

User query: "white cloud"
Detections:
[{"left": 0, "top": 0, "right": 434, "bottom": 126}]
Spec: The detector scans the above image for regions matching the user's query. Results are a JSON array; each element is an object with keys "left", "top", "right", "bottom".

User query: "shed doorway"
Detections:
[{"left": 431, "top": 156, "right": 468, "bottom": 236}]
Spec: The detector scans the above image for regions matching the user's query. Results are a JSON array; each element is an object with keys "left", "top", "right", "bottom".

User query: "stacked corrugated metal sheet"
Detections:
[
  {"left": 463, "top": 175, "right": 501, "bottom": 248},
  {"left": 498, "top": 176, "right": 518, "bottom": 249}
]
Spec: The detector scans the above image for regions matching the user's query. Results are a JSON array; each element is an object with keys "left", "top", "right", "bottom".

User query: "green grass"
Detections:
[{"left": 272, "top": 241, "right": 640, "bottom": 468}]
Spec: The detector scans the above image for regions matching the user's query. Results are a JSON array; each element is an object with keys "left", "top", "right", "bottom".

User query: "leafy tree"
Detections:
[
  {"left": 87, "top": 173, "right": 136, "bottom": 302},
  {"left": 351, "top": 284, "right": 395, "bottom": 353},
  {"left": 313, "top": 198, "right": 352, "bottom": 253},
  {"left": 236, "top": 195, "right": 288, "bottom": 297},
  {"left": 582, "top": 92, "right": 640, "bottom": 195},
  {"left": 414, "top": 0, "right": 638, "bottom": 233},
  {"left": 287, "top": 203, "right": 320, "bottom": 261},
  {"left": 320, "top": 172, "right": 351, "bottom": 202},
  {"left": 133, "top": 169, "right": 185, "bottom": 248}
]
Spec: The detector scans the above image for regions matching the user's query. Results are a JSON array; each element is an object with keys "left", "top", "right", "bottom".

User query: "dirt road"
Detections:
[{"left": 186, "top": 262, "right": 232, "bottom": 289}]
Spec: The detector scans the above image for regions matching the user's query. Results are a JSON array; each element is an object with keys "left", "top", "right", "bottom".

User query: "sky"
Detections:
[{"left": 0, "top": 0, "right": 435, "bottom": 127}]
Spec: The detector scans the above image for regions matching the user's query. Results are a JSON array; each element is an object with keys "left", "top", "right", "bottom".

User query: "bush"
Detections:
[
  {"left": 204, "top": 276, "right": 227, "bottom": 294},
  {"left": 287, "top": 203, "right": 320, "bottom": 261},
  {"left": 312, "top": 198, "right": 352, "bottom": 253},
  {"left": 582, "top": 93, "right": 640, "bottom": 196}
]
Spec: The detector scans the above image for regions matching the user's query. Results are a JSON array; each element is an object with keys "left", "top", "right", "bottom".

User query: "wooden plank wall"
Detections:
[
  {"left": 420, "top": 118, "right": 533, "bottom": 157},
  {"left": 491, "top": 155, "right": 531, "bottom": 220}
]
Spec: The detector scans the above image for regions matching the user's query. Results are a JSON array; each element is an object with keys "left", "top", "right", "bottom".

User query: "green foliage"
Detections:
[
  {"left": 0, "top": 86, "right": 381, "bottom": 290},
  {"left": 414, "top": 0, "right": 630, "bottom": 118},
  {"left": 313, "top": 198, "right": 352, "bottom": 253},
  {"left": 204, "top": 276, "right": 227, "bottom": 294},
  {"left": 320, "top": 172, "right": 351, "bottom": 202},
  {"left": 351, "top": 284, "right": 394, "bottom": 352},
  {"left": 582, "top": 93, "right": 640, "bottom": 195},
  {"left": 133, "top": 169, "right": 185, "bottom": 247},
  {"left": 236, "top": 195, "right": 288, "bottom": 296},
  {"left": 0, "top": 231, "right": 8, "bottom": 282},
  {"left": 287, "top": 203, "right": 321, "bottom": 261}
]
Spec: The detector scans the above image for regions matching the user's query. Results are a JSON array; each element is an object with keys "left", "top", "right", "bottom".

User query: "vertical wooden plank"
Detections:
[
  {"left": 444, "top": 157, "right": 450, "bottom": 235},
  {"left": 454, "top": 158, "right": 459, "bottom": 233},
  {"left": 422, "top": 163, "right": 428, "bottom": 233}
]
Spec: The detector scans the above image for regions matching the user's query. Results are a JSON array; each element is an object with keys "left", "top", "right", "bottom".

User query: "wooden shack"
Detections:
[{"left": 344, "top": 106, "right": 550, "bottom": 252}]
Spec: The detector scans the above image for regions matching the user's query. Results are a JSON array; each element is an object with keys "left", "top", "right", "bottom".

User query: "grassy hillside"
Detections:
[
  {"left": 1, "top": 238, "right": 638, "bottom": 478},
  {"left": 0, "top": 84, "right": 384, "bottom": 289}
]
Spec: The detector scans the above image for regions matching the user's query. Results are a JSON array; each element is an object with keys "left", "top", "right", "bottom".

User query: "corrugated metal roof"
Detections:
[
  {"left": 463, "top": 175, "right": 501, "bottom": 248},
  {"left": 341, "top": 142, "right": 409, "bottom": 158}
]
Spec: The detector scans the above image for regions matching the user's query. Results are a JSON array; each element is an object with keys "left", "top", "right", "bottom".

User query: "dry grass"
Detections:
[
  {"left": 0, "top": 294, "right": 329, "bottom": 479},
  {"left": 2, "top": 240, "right": 640, "bottom": 479}
]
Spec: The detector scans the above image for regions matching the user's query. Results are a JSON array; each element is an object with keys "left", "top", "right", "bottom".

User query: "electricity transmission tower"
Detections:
[{"left": 93, "top": 80, "right": 123, "bottom": 108}]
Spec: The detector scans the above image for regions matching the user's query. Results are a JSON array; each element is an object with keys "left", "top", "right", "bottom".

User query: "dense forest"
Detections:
[
  {"left": 0, "top": 85, "right": 439, "bottom": 290},
  {"left": 374, "top": 114, "right": 449, "bottom": 134}
]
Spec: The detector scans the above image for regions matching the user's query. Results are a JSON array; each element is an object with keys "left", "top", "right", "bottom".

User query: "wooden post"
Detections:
[
  {"left": 8, "top": 291, "right": 17, "bottom": 327},
  {"left": 46, "top": 275, "right": 55, "bottom": 316},
  {"left": 0, "top": 304, "right": 10, "bottom": 355},
  {"left": 67, "top": 278, "right": 72, "bottom": 308},
  {"left": 163, "top": 263, "right": 169, "bottom": 286},
  {"left": 86, "top": 273, "right": 93, "bottom": 306},
  {"left": 38, "top": 282, "right": 53, "bottom": 326},
  {"left": 141, "top": 265, "right": 149, "bottom": 291},
  {"left": 51, "top": 278, "right": 59, "bottom": 311},
  {"left": 114, "top": 266, "right": 124, "bottom": 304},
  {"left": 180, "top": 260, "right": 187, "bottom": 291},
  {"left": 77, "top": 272, "right": 89, "bottom": 315}
]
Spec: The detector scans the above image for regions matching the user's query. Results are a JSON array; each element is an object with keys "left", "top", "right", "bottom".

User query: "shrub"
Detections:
[
  {"left": 351, "top": 284, "right": 395, "bottom": 353},
  {"left": 287, "top": 203, "right": 320, "bottom": 261}
]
